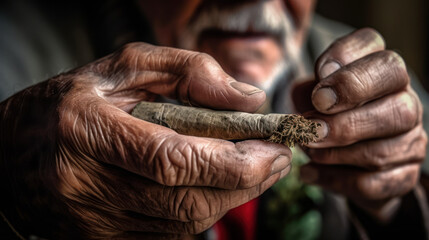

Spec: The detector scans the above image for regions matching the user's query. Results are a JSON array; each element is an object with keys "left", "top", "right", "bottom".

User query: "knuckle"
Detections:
[
  {"left": 153, "top": 137, "right": 200, "bottom": 187},
  {"left": 382, "top": 50, "right": 409, "bottom": 84},
  {"left": 152, "top": 139, "right": 179, "bottom": 186},
  {"left": 114, "top": 42, "right": 154, "bottom": 67},
  {"left": 107, "top": 42, "right": 148, "bottom": 77},
  {"left": 356, "top": 166, "right": 420, "bottom": 201},
  {"left": 414, "top": 131, "right": 428, "bottom": 161},
  {"left": 383, "top": 50, "right": 405, "bottom": 67},
  {"left": 394, "top": 92, "right": 419, "bottom": 129},
  {"left": 175, "top": 189, "right": 212, "bottom": 221},
  {"left": 359, "top": 27, "right": 386, "bottom": 48},
  {"left": 355, "top": 175, "right": 384, "bottom": 200},
  {"left": 153, "top": 159, "right": 177, "bottom": 187},
  {"left": 363, "top": 146, "right": 387, "bottom": 170},
  {"left": 192, "top": 52, "right": 216, "bottom": 64},
  {"left": 187, "top": 52, "right": 220, "bottom": 72},
  {"left": 117, "top": 42, "right": 141, "bottom": 58}
]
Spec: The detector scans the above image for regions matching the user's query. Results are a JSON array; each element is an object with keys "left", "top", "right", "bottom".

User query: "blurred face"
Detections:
[{"left": 138, "top": 0, "right": 316, "bottom": 93}]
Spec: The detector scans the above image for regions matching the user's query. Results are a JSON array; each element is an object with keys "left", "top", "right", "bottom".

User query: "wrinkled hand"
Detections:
[
  {"left": 293, "top": 28, "right": 427, "bottom": 222},
  {"left": 0, "top": 43, "right": 292, "bottom": 239}
]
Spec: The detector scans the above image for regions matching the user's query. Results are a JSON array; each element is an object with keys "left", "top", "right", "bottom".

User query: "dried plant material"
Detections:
[
  {"left": 267, "top": 114, "right": 321, "bottom": 147},
  {"left": 132, "top": 102, "right": 321, "bottom": 147}
]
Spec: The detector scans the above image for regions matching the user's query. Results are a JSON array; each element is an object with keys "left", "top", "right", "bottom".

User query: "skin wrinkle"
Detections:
[
  {"left": 175, "top": 142, "right": 192, "bottom": 186},
  {"left": 190, "top": 144, "right": 204, "bottom": 186},
  {"left": 56, "top": 145, "right": 80, "bottom": 198},
  {"left": 97, "top": 107, "right": 126, "bottom": 165},
  {"left": 207, "top": 188, "right": 222, "bottom": 222},
  {"left": 412, "top": 87, "right": 424, "bottom": 123},
  {"left": 391, "top": 95, "right": 405, "bottom": 134},
  {"left": 205, "top": 142, "right": 222, "bottom": 186},
  {"left": 387, "top": 51, "right": 409, "bottom": 88},
  {"left": 155, "top": 139, "right": 177, "bottom": 186},
  {"left": 171, "top": 52, "right": 196, "bottom": 101},
  {"left": 313, "top": 89, "right": 419, "bottom": 149},
  {"left": 142, "top": 183, "right": 169, "bottom": 219},
  {"left": 167, "top": 146, "right": 184, "bottom": 186},
  {"left": 241, "top": 155, "right": 264, "bottom": 189},
  {"left": 393, "top": 127, "right": 426, "bottom": 164},
  {"left": 310, "top": 124, "right": 426, "bottom": 170},
  {"left": 101, "top": 71, "right": 178, "bottom": 96},
  {"left": 392, "top": 92, "right": 419, "bottom": 135},
  {"left": 367, "top": 141, "right": 393, "bottom": 170},
  {"left": 333, "top": 54, "right": 403, "bottom": 109},
  {"left": 145, "top": 132, "right": 170, "bottom": 184},
  {"left": 405, "top": 132, "right": 426, "bottom": 161},
  {"left": 176, "top": 188, "right": 192, "bottom": 221},
  {"left": 215, "top": 142, "right": 239, "bottom": 188},
  {"left": 317, "top": 29, "right": 386, "bottom": 70},
  {"left": 101, "top": 45, "right": 181, "bottom": 95},
  {"left": 188, "top": 189, "right": 206, "bottom": 221},
  {"left": 189, "top": 143, "right": 201, "bottom": 186},
  {"left": 88, "top": 108, "right": 105, "bottom": 159},
  {"left": 339, "top": 110, "right": 359, "bottom": 145},
  {"left": 181, "top": 54, "right": 214, "bottom": 105},
  {"left": 346, "top": 67, "right": 372, "bottom": 104},
  {"left": 173, "top": 141, "right": 193, "bottom": 185},
  {"left": 2, "top": 9, "right": 426, "bottom": 234},
  {"left": 209, "top": 83, "right": 227, "bottom": 106},
  {"left": 232, "top": 155, "right": 248, "bottom": 189}
]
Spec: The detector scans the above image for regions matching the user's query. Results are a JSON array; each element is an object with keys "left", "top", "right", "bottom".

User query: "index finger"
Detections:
[
  {"left": 312, "top": 50, "right": 409, "bottom": 114},
  {"left": 312, "top": 28, "right": 410, "bottom": 114},
  {"left": 94, "top": 42, "right": 266, "bottom": 113},
  {"left": 315, "top": 28, "right": 386, "bottom": 79},
  {"left": 59, "top": 98, "right": 292, "bottom": 189}
]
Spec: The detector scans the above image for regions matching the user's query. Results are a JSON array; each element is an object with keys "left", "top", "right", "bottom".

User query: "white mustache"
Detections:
[{"left": 178, "top": 2, "right": 293, "bottom": 50}]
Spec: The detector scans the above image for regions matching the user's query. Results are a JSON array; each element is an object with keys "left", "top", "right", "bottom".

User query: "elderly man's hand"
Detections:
[
  {"left": 0, "top": 43, "right": 292, "bottom": 239},
  {"left": 293, "top": 28, "right": 427, "bottom": 222}
]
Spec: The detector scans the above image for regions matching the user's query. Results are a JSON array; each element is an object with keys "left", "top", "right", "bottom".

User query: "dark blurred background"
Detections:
[{"left": 316, "top": 0, "right": 429, "bottom": 90}]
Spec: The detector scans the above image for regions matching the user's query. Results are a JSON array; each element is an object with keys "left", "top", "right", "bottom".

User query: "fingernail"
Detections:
[
  {"left": 320, "top": 61, "right": 341, "bottom": 79},
  {"left": 313, "top": 119, "right": 328, "bottom": 141},
  {"left": 230, "top": 81, "right": 263, "bottom": 95},
  {"left": 271, "top": 155, "right": 290, "bottom": 175},
  {"left": 312, "top": 87, "right": 337, "bottom": 111},
  {"left": 300, "top": 166, "right": 318, "bottom": 184}
]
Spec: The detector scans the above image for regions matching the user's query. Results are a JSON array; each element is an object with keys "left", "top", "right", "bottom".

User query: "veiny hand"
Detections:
[
  {"left": 293, "top": 28, "right": 427, "bottom": 222},
  {"left": 0, "top": 43, "right": 292, "bottom": 239}
]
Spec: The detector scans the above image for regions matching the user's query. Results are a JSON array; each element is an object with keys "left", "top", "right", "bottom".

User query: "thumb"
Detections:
[{"left": 177, "top": 52, "right": 266, "bottom": 112}]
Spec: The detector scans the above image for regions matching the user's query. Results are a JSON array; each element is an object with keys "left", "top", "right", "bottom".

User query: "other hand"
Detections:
[{"left": 293, "top": 28, "right": 427, "bottom": 222}]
